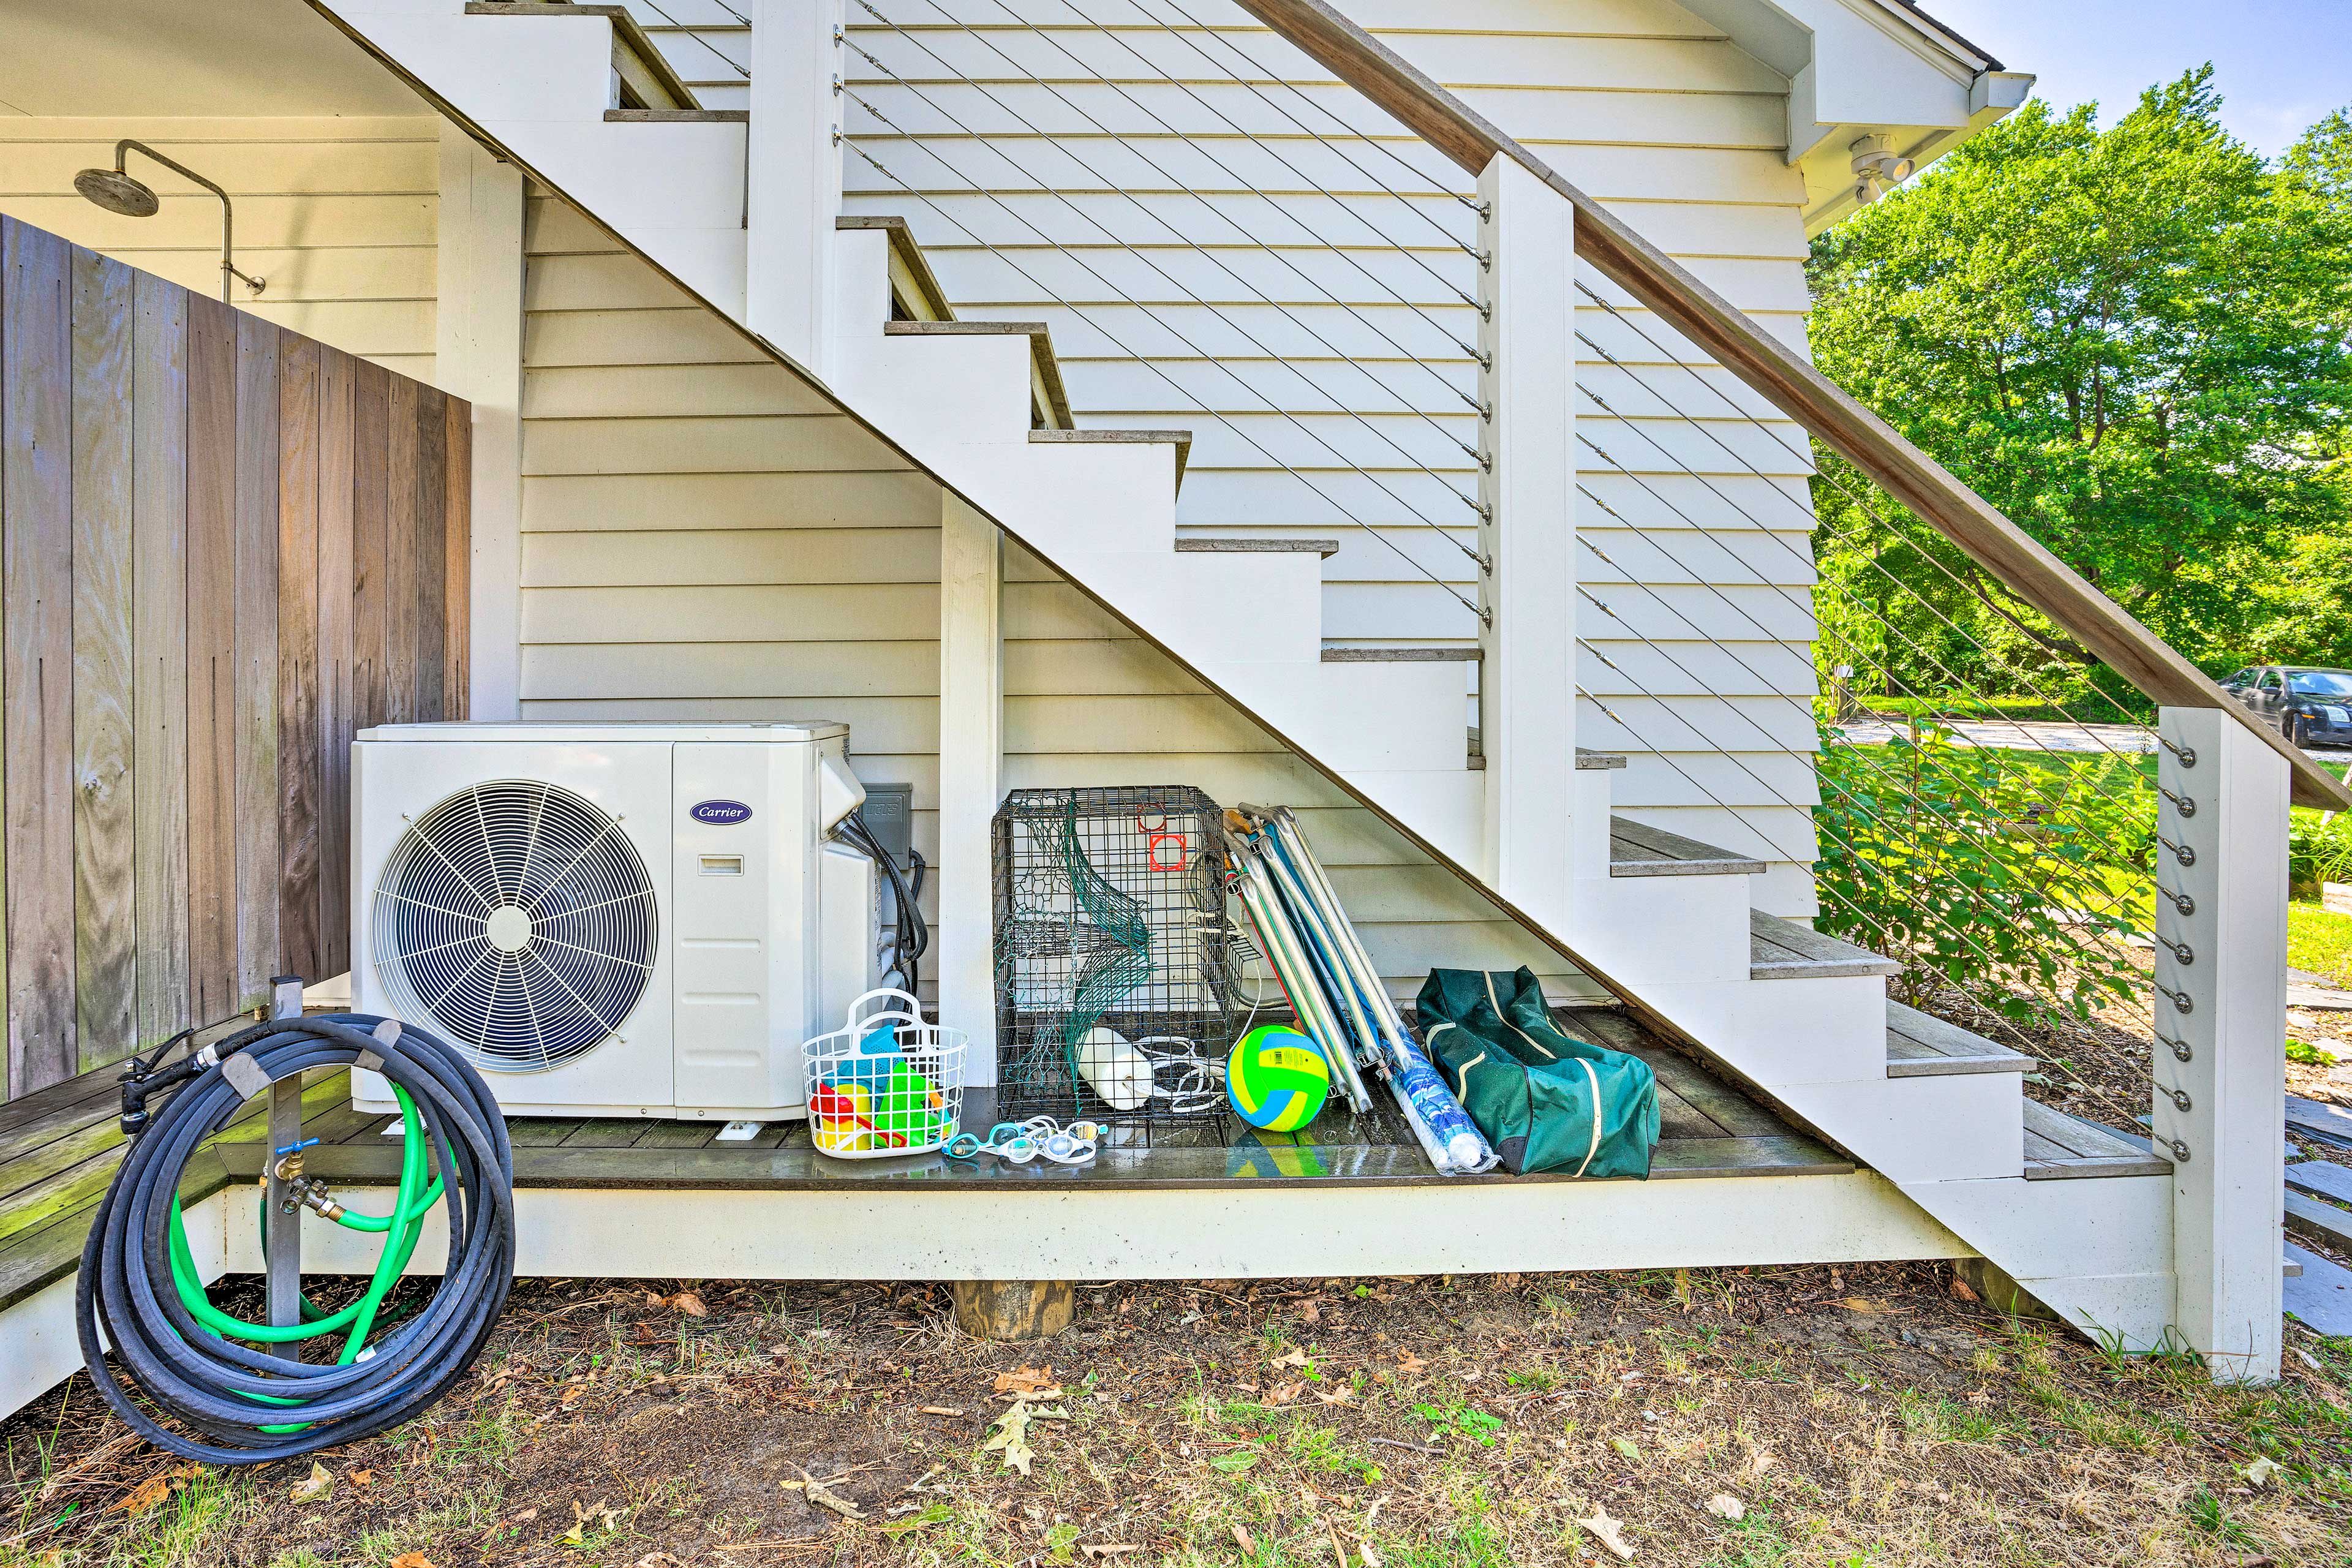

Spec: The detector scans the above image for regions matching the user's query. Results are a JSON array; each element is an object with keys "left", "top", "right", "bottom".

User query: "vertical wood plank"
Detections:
[
  {"left": 0, "top": 220, "right": 10, "bottom": 1099},
  {"left": 317, "top": 350, "right": 356, "bottom": 982},
  {"left": 444, "top": 397, "right": 472, "bottom": 722},
  {"left": 277, "top": 336, "right": 322, "bottom": 985},
  {"left": 131, "top": 271, "right": 190, "bottom": 1052},
  {"left": 352, "top": 360, "right": 389, "bottom": 733},
  {"left": 69, "top": 247, "right": 135, "bottom": 1071},
  {"left": 184, "top": 293, "right": 238, "bottom": 1025},
  {"left": 233, "top": 315, "right": 281, "bottom": 1009},
  {"left": 3, "top": 221, "right": 77, "bottom": 1095},
  {"left": 414, "top": 386, "right": 447, "bottom": 721},
  {"left": 384, "top": 375, "right": 418, "bottom": 725}
]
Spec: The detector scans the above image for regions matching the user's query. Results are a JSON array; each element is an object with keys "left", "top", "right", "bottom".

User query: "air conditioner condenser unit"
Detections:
[{"left": 351, "top": 722, "right": 883, "bottom": 1120}]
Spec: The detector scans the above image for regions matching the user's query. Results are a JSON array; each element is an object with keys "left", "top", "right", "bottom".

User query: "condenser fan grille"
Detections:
[{"left": 374, "top": 779, "right": 657, "bottom": 1071}]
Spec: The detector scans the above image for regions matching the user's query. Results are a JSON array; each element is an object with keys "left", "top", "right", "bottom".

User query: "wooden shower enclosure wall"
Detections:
[{"left": 0, "top": 215, "right": 470, "bottom": 1105}]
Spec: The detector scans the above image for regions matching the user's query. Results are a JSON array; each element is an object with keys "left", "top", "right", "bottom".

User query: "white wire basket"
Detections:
[{"left": 803, "top": 988, "right": 967, "bottom": 1159}]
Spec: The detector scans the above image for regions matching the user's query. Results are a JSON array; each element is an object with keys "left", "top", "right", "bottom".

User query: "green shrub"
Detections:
[
  {"left": 2290, "top": 810, "right": 2352, "bottom": 899},
  {"left": 1812, "top": 726, "right": 2150, "bottom": 1027}
]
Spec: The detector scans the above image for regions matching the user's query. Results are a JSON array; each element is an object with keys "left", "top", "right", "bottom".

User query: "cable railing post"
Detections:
[
  {"left": 1475, "top": 153, "right": 1577, "bottom": 922},
  {"left": 2155, "top": 706, "right": 2290, "bottom": 1382},
  {"left": 747, "top": 0, "right": 845, "bottom": 371}
]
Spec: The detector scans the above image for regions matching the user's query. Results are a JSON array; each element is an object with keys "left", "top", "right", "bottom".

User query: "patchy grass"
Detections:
[
  {"left": 5, "top": 1268, "right": 2351, "bottom": 1567},
  {"left": 2291, "top": 901, "right": 2352, "bottom": 990}
]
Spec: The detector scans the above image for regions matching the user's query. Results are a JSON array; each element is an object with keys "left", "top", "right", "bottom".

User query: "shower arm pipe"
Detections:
[{"left": 110, "top": 138, "right": 267, "bottom": 302}]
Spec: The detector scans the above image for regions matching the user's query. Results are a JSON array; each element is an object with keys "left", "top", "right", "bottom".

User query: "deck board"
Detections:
[{"left": 0, "top": 1009, "right": 1847, "bottom": 1316}]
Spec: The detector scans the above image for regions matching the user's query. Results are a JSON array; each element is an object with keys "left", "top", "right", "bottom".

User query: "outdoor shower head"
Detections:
[
  {"left": 68, "top": 141, "right": 262, "bottom": 302},
  {"left": 72, "top": 166, "right": 161, "bottom": 219}
]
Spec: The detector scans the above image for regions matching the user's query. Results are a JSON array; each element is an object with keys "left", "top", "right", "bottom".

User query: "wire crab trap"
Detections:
[{"left": 992, "top": 786, "right": 1239, "bottom": 1138}]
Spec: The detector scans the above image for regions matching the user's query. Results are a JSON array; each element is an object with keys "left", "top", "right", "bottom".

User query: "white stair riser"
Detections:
[
  {"left": 1780, "top": 1075, "right": 2021, "bottom": 1183},
  {"left": 1204, "top": 660, "right": 1466, "bottom": 772},
  {"left": 1563, "top": 873, "right": 1752, "bottom": 985},
  {"left": 1607, "top": 974, "right": 1891, "bottom": 1086},
  {"left": 1903, "top": 1170, "right": 2172, "bottom": 1281},
  {"left": 1570, "top": 771, "right": 1616, "bottom": 880}
]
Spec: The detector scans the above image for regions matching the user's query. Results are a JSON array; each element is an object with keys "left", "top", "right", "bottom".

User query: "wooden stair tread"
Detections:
[
  {"left": 1747, "top": 910, "right": 1901, "bottom": 981},
  {"left": 1608, "top": 816, "right": 1766, "bottom": 879},
  {"left": 1883, "top": 1000, "right": 2034, "bottom": 1078},
  {"left": 2022, "top": 1101, "right": 2171, "bottom": 1180},
  {"left": 604, "top": 108, "right": 745, "bottom": 122},
  {"left": 1322, "top": 645, "right": 1479, "bottom": 662},
  {"left": 2285, "top": 1189, "right": 2352, "bottom": 1253},
  {"left": 1179, "top": 538, "right": 1341, "bottom": 557}
]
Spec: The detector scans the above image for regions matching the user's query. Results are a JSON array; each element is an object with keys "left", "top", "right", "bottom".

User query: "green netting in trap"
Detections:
[{"left": 991, "top": 786, "right": 1237, "bottom": 1136}]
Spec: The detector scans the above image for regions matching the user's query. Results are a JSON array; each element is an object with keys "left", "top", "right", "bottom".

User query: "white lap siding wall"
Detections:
[
  {"left": 514, "top": 193, "right": 1597, "bottom": 1002},
  {"left": 0, "top": 118, "right": 441, "bottom": 382},
  {"left": 839, "top": 0, "right": 1825, "bottom": 914}
]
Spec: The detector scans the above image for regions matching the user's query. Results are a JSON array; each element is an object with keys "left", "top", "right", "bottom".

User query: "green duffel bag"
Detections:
[{"left": 1416, "top": 967, "right": 1660, "bottom": 1178}]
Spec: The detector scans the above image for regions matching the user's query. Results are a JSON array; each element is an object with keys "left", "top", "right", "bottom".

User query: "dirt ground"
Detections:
[{"left": 6, "top": 1263, "right": 2351, "bottom": 1568}]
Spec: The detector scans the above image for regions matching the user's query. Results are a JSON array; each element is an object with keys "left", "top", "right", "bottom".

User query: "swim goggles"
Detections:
[{"left": 946, "top": 1117, "right": 1102, "bottom": 1165}]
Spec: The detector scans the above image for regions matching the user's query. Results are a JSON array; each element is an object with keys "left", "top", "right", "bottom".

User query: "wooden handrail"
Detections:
[{"left": 1231, "top": 0, "right": 2351, "bottom": 811}]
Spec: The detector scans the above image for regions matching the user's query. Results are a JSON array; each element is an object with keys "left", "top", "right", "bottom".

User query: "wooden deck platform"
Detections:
[{"left": 0, "top": 1008, "right": 1845, "bottom": 1320}]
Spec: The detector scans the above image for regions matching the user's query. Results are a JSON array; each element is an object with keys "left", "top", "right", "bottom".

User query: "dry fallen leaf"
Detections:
[
  {"left": 1395, "top": 1351, "right": 1428, "bottom": 1374},
  {"left": 1233, "top": 1522, "right": 1260, "bottom": 1558},
  {"left": 1705, "top": 1493, "right": 1746, "bottom": 1522},
  {"left": 631, "top": 1555, "right": 688, "bottom": 1568},
  {"left": 1270, "top": 1381, "right": 1304, "bottom": 1405},
  {"left": 669, "top": 1291, "right": 707, "bottom": 1317},
  {"left": 993, "top": 1365, "right": 1058, "bottom": 1395},
  {"left": 1832, "top": 1298, "right": 1885, "bottom": 1314},
  {"left": 110, "top": 1476, "right": 171, "bottom": 1517},
  {"left": 289, "top": 1463, "right": 333, "bottom": 1502},
  {"left": 1273, "top": 1348, "right": 1309, "bottom": 1369},
  {"left": 1359, "top": 1544, "right": 1383, "bottom": 1568},
  {"left": 2244, "top": 1457, "right": 2280, "bottom": 1490},
  {"left": 389, "top": 1553, "right": 437, "bottom": 1568},
  {"left": 1580, "top": 1506, "right": 1636, "bottom": 1561},
  {"left": 982, "top": 1402, "right": 1041, "bottom": 1476},
  {"left": 1300, "top": 1300, "right": 1321, "bottom": 1325},
  {"left": 1950, "top": 1275, "right": 1980, "bottom": 1303},
  {"left": 347, "top": 1469, "right": 375, "bottom": 1488}
]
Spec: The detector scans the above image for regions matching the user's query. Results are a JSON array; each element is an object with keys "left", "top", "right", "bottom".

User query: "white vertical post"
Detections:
[
  {"left": 436, "top": 126, "right": 527, "bottom": 721},
  {"left": 748, "top": 0, "right": 846, "bottom": 372},
  {"left": 2157, "top": 707, "right": 2289, "bottom": 1382},
  {"left": 938, "top": 492, "right": 1003, "bottom": 1071},
  {"left": 1474, "top": 155, "right": 1578, "bottom": 927}
]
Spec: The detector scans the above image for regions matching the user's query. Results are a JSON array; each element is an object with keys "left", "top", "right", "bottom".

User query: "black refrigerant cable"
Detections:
[
  {"left": 80, "top": 1013, "right": 515, "bottom": 1465},
  {"left": 837, "top": 808, "right": 929, "bottom": 992}
]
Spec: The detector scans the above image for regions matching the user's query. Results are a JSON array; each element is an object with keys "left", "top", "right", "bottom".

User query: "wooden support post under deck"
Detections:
[
  {"left": 2157, "top": 708, "right": 2289, "bottom": 1381},
  {"left": 952, "top": 1280, "right": 1074, "bottom": 1341},
  {"left": 937, "top": 494, "right": 1002, "bottom": 1070},
  {"left": 1474, "top": 156, "right": 1578, "bottom": 924}
]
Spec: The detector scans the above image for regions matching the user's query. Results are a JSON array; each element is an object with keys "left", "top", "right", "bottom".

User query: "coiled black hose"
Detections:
[{"left": 77, "top": 1014, "right": 515, "bottom": 1465}]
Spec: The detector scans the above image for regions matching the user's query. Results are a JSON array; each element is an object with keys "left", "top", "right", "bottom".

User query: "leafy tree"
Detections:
[{"left": 1806, "top": 71, "right": 2352, "bottom": 692}]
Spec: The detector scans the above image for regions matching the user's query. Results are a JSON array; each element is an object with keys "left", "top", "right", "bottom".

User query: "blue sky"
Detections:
[{"left": 1922, "top": 0, "right": 2351, "bottom": 156}]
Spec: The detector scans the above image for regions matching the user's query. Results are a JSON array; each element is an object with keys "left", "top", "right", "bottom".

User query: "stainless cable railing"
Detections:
[{"left": 841, "top": 0, "right": 1489, "bottom": 629}]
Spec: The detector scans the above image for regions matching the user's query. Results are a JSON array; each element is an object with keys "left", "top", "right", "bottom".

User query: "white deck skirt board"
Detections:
[
  {"left": 836, "top": 0, "right": 1825, "bottom": 910},
  {"left": 222, "top": 1170, "right": 1967, "bottom": 1282}
]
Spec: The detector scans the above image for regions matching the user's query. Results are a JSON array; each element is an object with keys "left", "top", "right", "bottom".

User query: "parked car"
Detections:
[{"left": 2219, "top": 665, "right": 2352, "bottom": 748}]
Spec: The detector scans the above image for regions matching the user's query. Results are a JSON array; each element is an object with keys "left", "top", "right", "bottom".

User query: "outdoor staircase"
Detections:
[{"left": 315, "top": 0, "right": 2182, "bottom": 1345}]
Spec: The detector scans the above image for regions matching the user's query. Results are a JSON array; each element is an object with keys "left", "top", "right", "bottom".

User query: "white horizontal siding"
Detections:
[
  {"left": 0, "top": 117, "right": 442, "bottom": 379},
  {"left": 517, "top": 191, "right": 1600, "bottom": 1000},
  {"left": 835, "top": 0, "right": 1825, "bottom": 910}
]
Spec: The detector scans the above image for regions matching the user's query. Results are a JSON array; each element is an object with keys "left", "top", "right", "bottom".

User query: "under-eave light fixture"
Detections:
[{"left": 74, "top": 139, "right": 266, "bottom": 303}]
